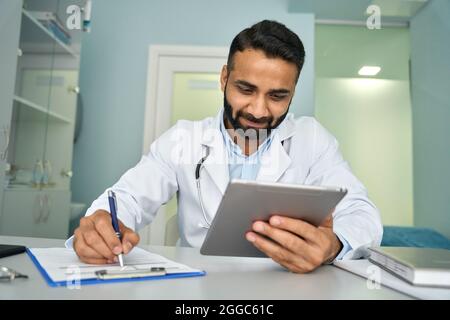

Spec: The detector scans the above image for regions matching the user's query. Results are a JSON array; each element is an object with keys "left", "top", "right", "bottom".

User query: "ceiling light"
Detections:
[{"left": 358, "top": 66, "right": 381, "bottom": 76}]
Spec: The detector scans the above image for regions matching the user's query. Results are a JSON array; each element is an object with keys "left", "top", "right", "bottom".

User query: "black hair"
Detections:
[{"left": 227, "top": 20, "right": 306, "bottom": 82}]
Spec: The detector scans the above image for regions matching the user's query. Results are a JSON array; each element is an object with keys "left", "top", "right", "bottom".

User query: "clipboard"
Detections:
[{"left": 26, "top": 248, "right": 206, "bottom": 287}]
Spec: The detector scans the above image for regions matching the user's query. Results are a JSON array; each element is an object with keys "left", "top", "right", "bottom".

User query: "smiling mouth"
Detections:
[{"left": 240, "top": 117, "right": 268, "bottom": 129}]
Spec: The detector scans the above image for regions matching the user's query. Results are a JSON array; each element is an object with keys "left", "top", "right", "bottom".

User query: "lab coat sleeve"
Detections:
[
  {"left": 82, "top": 126, "right": 179, "bottom": 232},
  {"left": 304, "top": 119, "right": 383, "bottom": 260}
]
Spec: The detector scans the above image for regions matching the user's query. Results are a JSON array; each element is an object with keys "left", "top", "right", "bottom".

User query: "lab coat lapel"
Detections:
[
  {"left": 256, "top": 133, "right": 291, "bottom": 182},
  {"left": 201, "top": 112, "right": 229, "bottom": 195},
  {"left": 256, "top": 116, "right": 296, "bottom": 182},
  {"left": 200, "top": 110, "right": 297, "bottom": 191}
]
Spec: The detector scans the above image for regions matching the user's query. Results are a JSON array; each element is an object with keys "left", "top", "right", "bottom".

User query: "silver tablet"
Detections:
[{"left": 200, "top": 179, "right": 348, "bottom": 257}]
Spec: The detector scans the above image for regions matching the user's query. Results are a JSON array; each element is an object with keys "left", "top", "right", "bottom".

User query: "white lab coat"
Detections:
[{"left": 76, "top": 109, "right": 382, "bottom": 259}]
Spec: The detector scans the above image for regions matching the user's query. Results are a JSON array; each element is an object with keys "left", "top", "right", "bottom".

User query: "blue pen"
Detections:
[{"left": 107, "top": 190, "right": 124, "bottom": 267}]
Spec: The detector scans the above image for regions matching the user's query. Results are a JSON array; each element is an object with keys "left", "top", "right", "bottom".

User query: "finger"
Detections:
[
  {"left": 246, "top": 231, "right": 297, "bottom": 264},
  {"left": 74, "top": 229, "right": 104, "bottom": 259},
  {"left": 93, "top": 214, "right": 123, "bottom": 255},
  {"left": 246, "top": 231, "right": 314, "bottom": 273},
  {"left": 252, "top": 221, "right": 309, "bottom": 255},
  {"left": 74, "top": 230, "right": 110, "bottom": 263},
  {"left": 79, "top": 256, "right": 110, "bottom": 265},
  {"left": 280, "top": 258, "right": 316, "bottom": 273},
  {"left": 81, "top": 227, "right": 117, "bottom": 260},
  {"left": 268, "top": 215, "right": 319, "bottom": 242},
  {"left": 119, "top": 222, "right": 140, "bottom": 254},
  {"left": 319, "top": 214, "right": 333, "bottom": 228}
]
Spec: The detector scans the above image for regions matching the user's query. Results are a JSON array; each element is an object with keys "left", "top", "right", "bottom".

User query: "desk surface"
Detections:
[{"left": 0, "top": 236, "right": 410, "bottom": 299}]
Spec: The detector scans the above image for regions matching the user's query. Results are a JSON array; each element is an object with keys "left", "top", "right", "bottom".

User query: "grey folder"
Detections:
[{"left": 368, "top": 246, "right": 450, "bottom": 288}]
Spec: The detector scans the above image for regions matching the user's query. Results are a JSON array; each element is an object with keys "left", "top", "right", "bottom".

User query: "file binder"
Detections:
[{"left": 26, "top": 248, "right": 206, "bottom": 287}]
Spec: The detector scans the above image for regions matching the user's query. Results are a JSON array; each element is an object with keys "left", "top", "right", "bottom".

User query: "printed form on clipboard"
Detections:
[{"left": 27, "top": 247, "right": 206, "bottom": 287}]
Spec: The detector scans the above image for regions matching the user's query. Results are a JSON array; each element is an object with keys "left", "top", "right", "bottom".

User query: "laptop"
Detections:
[{"left": 368, "top": 246, "right": 450, "bottom": 288}]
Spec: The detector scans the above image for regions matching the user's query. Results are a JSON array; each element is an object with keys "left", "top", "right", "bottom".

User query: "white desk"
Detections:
[{"left": 0, "top": 236, "right": 411, "bottom": 299}]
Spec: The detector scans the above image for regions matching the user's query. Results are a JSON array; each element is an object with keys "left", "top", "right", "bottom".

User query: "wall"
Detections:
[
  {"left": 71, "top": 0, "right": 315, "bottom": 210},
  {"left": 316, "top": 78, "right": 413, "bottom": 226},
  {"left": 315, "top": 25, "right": 410, "bottom": 80},
  {"left": 410, "top": 0, "right": 450, "bottom": 237},
  {"left": 315, "top": 25, "right": 413, "bottom": 226}
]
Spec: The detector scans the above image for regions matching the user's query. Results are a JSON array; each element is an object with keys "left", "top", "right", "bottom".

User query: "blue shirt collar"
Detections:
[{"left": 219, "top": 110, "right": 274, "bottom": 159}]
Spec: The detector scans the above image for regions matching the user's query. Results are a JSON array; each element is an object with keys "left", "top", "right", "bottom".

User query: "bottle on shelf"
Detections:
[
  {"left": 32, "top": 159, "right": 44, "bottom": 187},
  {"left": 43, "top": 160, "right": 52, "bottom": 186},
  {"left": 3, "top": 163, "right": 12, "bottom": 188}
]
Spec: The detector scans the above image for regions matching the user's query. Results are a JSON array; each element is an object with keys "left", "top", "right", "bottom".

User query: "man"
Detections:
[{"left": 71, "top": 20, "right": 382, "bottom": 273}]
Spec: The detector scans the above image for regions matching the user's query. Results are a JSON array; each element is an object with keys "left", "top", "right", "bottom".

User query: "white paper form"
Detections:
[{"left": 28, "top": 247, "right": 203, "bottom": 283}]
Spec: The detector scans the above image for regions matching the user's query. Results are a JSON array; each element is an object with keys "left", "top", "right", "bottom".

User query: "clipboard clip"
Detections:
[{"left": 95, "top": 267, "right": 166, "bottom": 280}]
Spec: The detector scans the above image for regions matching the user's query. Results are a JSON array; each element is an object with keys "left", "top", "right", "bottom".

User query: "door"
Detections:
[
  {"left": 42, "top": 69, "right": 79, "bottom": 190},
  {"left": 142, "top": 45, "right": 227, "bottom": 245},
  {"left": 34, "top": 190, "right": 70, "bottom": 239},
  {"left": 0, "top": 1, "right": 22, "bottom": 224},
  {"left": 0, "top": 190, "right": 40, "bottom": 237},
  {"left": 0, "top": 189, "right": 70, "bottom": 239}
]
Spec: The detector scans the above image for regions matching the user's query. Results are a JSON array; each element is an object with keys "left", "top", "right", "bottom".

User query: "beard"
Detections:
[{"left": 223, "top": 85, "right": 290, "bottom": 141}]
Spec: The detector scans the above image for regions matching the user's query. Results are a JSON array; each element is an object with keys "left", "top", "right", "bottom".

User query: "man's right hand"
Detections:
[{"left": 73, "top": 210, "right": 140, "bottom": 264}]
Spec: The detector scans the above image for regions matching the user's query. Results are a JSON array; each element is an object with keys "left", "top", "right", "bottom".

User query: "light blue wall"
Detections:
[
  {"left": 410, "top": 0, "right": 450, "bottom": 237},
  {"left": 71, "top": 0, "right": 314, "bottom": 207}
]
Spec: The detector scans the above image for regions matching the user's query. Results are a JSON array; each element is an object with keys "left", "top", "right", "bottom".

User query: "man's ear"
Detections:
[{"left": 220, "top": 65, "right": 228, "bottom": 92}]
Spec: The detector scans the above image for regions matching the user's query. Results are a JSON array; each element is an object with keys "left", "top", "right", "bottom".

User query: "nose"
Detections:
[{"left": 246, "top": 94, "right": 269, "bottom": 119}]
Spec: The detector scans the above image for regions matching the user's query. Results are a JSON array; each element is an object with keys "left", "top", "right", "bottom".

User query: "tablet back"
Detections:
[{"left": 200, "top": 179, "right": 347, "bottom": 257}]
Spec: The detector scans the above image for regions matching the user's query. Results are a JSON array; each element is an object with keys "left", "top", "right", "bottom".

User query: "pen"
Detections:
[{"left": 107, "top": 190, "right": 124, "bottom": 267}]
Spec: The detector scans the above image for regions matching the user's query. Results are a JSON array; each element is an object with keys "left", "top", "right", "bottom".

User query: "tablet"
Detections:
[{"left": 200, "top": 179, "right": 348, "bottom": 257}]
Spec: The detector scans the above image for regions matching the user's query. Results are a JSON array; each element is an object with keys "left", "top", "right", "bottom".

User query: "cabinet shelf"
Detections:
[
  {"left": 4, "top": 185, "right": 68, "bottom": 192},
  {"left": 20, "top": 9, "right": 79, "bottom": 58},
  {"left": 0, "top": 1, "right": 79, "bottom": 239},
  {"left": 13, "top": 95, "right": 72, "bottom": 123}
]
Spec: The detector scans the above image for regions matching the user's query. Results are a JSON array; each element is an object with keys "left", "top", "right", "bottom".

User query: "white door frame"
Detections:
[{"left": 141, "top": 45, "right": 228, "bottom": 245}]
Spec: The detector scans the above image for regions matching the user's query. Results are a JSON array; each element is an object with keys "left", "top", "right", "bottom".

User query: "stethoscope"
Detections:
[
  {"left": 195, "top": 147, "right": 211, "bottom": 229},
  {"left": 195, "top": 138, "right": 291, "bottom": 229}
]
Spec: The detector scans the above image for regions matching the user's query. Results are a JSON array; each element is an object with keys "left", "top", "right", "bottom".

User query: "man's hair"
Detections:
[{"left": 227, "top": 20, "right": 306, "bottom": 82}]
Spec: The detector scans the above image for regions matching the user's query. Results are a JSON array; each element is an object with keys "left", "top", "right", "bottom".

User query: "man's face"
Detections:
[{"left": 220, "top": 49, "right": 297, "bottom": 138}]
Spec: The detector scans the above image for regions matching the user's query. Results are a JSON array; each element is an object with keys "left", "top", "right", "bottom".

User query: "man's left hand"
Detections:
[{"left": 246, "top": 214, "right": 342, "bottom": 273}]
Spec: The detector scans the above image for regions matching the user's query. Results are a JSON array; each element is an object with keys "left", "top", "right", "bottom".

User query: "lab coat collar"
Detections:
[
  {"left": 201, "top": 109, "right": 296, "bottom": 146},
  {"left": 201, "top": 109, "right": 296, "bottom": 194},
  {"left": 256, "top": 131, "right": 292, "bottom": 182},
  {"left": 200, "top": 109, "right": 229, "bottom": 195}
]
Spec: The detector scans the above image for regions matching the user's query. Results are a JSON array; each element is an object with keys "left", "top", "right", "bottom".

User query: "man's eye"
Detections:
[
  {"left": 271, "top": 94, "right": 287, "bottom": 101},
  {"left": 238, "top": 87, "right": 253, "bottom": 94}
]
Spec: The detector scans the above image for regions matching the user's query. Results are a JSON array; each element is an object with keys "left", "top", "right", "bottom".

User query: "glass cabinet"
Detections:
[{"left": 0, "top": 0, "right": 83, "bottom": 238}]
